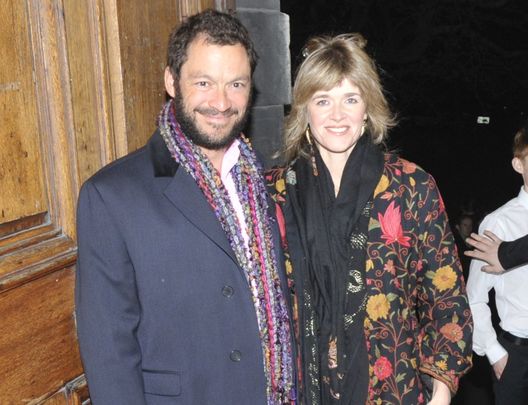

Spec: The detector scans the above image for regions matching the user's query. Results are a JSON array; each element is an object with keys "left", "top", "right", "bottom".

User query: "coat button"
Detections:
[
  {"left": 221, "top": 285, "right": 234, "bottom": 298},
  {"left": 230, "top": 350, "right": 242, "bottom": 362}
]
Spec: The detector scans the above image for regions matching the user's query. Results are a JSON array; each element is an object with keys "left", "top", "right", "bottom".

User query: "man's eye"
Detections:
[
  {"left": 232, "top": 82, "right": 246, "bottom": 89},
  {"left": 196, "top": 81, "right": 209, "bottom": 87}
]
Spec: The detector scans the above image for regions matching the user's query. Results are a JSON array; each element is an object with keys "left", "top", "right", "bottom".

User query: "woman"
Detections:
[{"left": 267, "top": 34, "right": 473, "bottom": 404}]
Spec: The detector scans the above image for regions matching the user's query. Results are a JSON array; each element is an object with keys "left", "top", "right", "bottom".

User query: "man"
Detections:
[
  {"left": 75, "top": 10, "right": 295, "bottom": 404},
  {"left": 465, "top": 231, "right": 528, "bottom": 273},
  {"left": 466, "top": 123, "right": 528, "bottom": 405}
]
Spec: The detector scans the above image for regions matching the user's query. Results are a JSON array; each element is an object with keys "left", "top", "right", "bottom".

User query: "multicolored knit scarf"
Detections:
[{"left": 158, "top": 100, "right": 294, "bottom": 404}]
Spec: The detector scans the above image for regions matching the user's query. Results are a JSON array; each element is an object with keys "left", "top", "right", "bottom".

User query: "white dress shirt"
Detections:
[{"left": 467, "top": 187, "right": 528, "bottom": 365}]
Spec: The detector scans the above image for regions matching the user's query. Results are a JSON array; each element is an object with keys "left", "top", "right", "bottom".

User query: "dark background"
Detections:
[{"left": 281, "top": 0, "right": 528, "bottom": 222}]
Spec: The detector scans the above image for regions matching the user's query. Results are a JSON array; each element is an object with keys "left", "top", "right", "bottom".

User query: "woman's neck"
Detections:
[{"left": 318, "top": 148, "right": 354, "bottom": 197}]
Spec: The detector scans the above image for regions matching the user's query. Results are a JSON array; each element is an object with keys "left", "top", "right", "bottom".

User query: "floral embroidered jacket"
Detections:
[{"left": 266, "top": 153, "right": 473, "bottom": 405}]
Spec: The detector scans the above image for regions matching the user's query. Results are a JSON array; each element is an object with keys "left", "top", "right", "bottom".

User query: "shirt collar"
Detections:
[
  {"left": 518, "top": 186, "right": 528, "bottom": 207},
  {"left": 221, "top": 139, "right": 241, "bottom": 181}
]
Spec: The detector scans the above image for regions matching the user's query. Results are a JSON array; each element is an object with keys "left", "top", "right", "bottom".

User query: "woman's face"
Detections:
[{"left": 307, "top": 78, "right": 367, "bottom": 160}]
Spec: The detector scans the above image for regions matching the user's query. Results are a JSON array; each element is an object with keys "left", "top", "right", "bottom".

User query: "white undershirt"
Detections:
[{"left": 220, "top": 139, "right": 249, "bottom": 245}]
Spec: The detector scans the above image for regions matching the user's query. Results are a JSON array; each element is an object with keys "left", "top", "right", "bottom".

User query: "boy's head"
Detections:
[
  {"left": 512, "top": 122, "right": 528, "bottom": 190},
  {"left": 455, "top": 214, "right": 474, "bottom": 239}
]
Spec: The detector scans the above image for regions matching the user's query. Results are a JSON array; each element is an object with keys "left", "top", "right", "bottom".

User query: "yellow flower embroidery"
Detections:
[
  {"left": 276, "top": 178, "right": 285, "bottom": 193},
  {"left": 432, "top": 265, "right": 457, "bottom": 292},
  {"left": 410, "top": 358, "right": 417, "bottom": 369},
  {"left": 285, "top": 260, "right": 293, "bottom": 275},
  {"left": 366, "top": 259, "right": 374, "bottom": 272},
  {"left": 435, "top": 359, "right": 448, "bottom": 371},
  {"left": 373, "top": 175, "right": 389, "bottom": 197},
  {"left": 366, "top": 293, "right": 390, "bottom": 321}
]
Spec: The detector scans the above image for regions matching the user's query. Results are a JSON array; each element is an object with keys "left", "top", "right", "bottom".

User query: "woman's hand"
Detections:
[{"left": 427, "top": 379, "right": 451, "bottom": 405}]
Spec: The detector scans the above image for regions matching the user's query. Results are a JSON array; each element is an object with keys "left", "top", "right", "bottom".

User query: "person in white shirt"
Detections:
[{"left": 466, "top": 122, "right": 528, "bottom": 405}]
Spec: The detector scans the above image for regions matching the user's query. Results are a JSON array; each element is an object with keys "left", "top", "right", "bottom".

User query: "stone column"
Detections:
[{"left": 236, "top": 0, "right": 290, "bottom": 167}]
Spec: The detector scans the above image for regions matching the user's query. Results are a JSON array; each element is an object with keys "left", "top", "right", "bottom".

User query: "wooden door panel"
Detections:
[
  {"left": 0, "top": 0, "right": 47, "bottom": 224},
  {"left": 0, "top": 1, "right": 233, "bottom": 403},
  {"left": 0, "top": 267, "right": 82, "bottom": 403}
]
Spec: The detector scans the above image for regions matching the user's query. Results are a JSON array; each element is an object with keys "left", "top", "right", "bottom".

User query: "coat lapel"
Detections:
[
  {"left": 163, "top": 166, "right": 238, "bottom": 265},
  {"left": 148, "top": 130, "right": 238, "bottom": 265}
]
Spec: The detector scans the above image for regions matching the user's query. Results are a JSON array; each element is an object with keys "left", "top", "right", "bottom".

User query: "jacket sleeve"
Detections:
[
  {"left": 498, "top": 233, "right": 528, "bottom": 270},
  {"left": 415, "top": 173, "right": 473, "bottom": 394},
  {"left": 75, "top": 180, "right": 147, "bottom": 405}
]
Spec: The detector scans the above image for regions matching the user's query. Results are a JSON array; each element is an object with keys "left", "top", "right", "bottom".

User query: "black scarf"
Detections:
[{"left": 289, "top": 135, "right": 384, "bottom": 404}]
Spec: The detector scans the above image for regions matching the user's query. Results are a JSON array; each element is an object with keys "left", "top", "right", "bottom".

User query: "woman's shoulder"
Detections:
[{"left": 382, "top": 153, "right": 431, "bottom": 182}]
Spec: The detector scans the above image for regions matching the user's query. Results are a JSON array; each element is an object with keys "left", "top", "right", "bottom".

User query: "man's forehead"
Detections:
[{"left": 181, "top": 37, "right": 251, "bottom": 75}]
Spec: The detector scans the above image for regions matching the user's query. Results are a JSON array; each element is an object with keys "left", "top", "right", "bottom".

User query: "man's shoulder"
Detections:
[
  {"left": 479, "top": 196, "right": 524, "bottom": 232},
  {"left": 85, "top": 131, "right": 168, "bottom": 188},
  {"left": 486, "top": 195, "right": 523, "bottom": 217},
  {"left": 86, "top": 144, "right": 150, "bottom": 187}
]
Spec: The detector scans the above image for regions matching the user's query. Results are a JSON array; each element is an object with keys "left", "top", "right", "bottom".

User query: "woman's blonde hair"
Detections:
[{"left": 283, "top": 33, "right": 396, "bottom": 163}]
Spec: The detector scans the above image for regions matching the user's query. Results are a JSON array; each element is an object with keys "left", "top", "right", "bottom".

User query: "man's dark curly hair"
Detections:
[{"left": 167, "top": 9, "right": 257, "bottom": 79}]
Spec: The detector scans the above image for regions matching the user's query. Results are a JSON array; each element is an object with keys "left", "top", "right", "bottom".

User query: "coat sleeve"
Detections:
[
  {"left": 75, "top": 180, "right": 147, "bottom": 404},
  {"left": 415, "top": 173, "right": 473, "bottom": 394},
  {"left": 498, "top": 233, "right": 528, "bottom": 270}
]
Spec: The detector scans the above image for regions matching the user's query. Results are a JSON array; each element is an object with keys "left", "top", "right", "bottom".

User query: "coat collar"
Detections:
[
  {"left": 147, "top": 129, "right": 285, "bottom": 286},
  {"left": 147, "top": 130, "right": 238, "bottom": 263},
  {"left": 148, "top": 129, "right": 179, "bottom": 177}
]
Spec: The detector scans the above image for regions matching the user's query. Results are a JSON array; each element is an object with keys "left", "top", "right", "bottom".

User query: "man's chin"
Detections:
[{"left": 191, "top": 131, "right": 237, "bottom": 151}]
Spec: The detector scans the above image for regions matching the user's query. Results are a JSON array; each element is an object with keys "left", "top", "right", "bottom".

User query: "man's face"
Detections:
[{"left": 165, "top": 36, "right": 251, "bottom": 151}]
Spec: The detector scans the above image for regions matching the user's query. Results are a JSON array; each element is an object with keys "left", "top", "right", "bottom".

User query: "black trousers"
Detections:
[{"left": 493, "top": 333, "right": 528, "bottom": 405}]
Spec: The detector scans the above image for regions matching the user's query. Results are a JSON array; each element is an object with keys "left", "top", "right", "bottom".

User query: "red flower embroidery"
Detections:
[
  {"left": 275, "top": 203, "right": 287, "bottom": 247},
  {"left": 438, "top": 193, "right": 446, "bottom": 214},
  {"left": 402, "top": 160, "right": 417, "bottom": 174},
  {"left": 378, "top": 201, "right": 411, "bottom": 247},
  {"left": 440, "top": 322, "right": 464, "bottom": 343},
  {"left": 416, "top": 259, "right": 423, "bottom": 271},
  {"left": 373, "top": 356, "right": 393, "bottom": 380},
  {"left": 384, "top": 259, "right": 396, "bottom": 275}
]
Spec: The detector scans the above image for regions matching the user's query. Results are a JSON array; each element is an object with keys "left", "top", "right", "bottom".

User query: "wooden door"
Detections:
[{"left": 0, "top": 1, "right": 231, "bottom": 403}]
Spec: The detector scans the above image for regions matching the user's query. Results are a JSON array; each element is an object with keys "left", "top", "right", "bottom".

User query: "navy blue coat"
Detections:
[{"left": 75, "top": 131, "right": 293, "bottom": 404}]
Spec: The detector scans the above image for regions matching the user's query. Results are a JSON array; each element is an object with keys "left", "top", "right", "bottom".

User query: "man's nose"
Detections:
[{"left": 208, "top": 88, "right": 231, "bottom": 112}]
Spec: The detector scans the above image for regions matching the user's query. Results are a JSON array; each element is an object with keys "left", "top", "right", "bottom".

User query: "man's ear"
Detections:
[
  {"left": 164, "top": 67, "right": 176, "bottom": 98},
  {"left": 512, "top": 156, "right": 524, "bottom": 175}
]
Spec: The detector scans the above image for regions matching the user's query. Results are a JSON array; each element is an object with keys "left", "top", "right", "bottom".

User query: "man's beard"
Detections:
[{"left": 173, "top": 90, "right": 250, "bottom": 151}]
